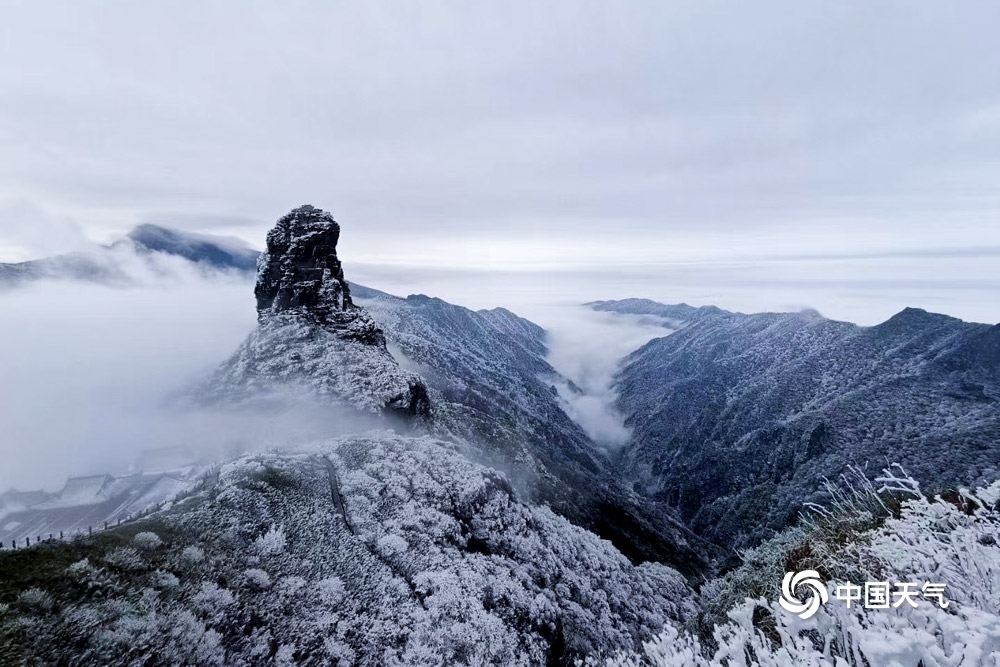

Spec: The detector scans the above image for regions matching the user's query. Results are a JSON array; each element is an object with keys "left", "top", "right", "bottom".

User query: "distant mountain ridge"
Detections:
[
  {"left": 126, "top": 224, "right": 259, "bottom": 271},
  {"left": 0, "top": 224, "right": 260, "bottom": 287},
  {"left": 594, "top": 298, "right": 1000, "bottom": 549},
  {"left": 0, "top": 469, "right": 203, "bottom": 546}
]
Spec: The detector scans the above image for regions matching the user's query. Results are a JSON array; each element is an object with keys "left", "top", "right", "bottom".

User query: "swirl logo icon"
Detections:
[{"left": 779, "top": 570, "right": 829, "bottom": 619}]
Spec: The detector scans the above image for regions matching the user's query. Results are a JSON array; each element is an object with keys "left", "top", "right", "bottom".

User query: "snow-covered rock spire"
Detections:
[
  {"left": 255, "top": 205, "right": 354, "bottom": 321},
  {"left": 202, "top": 206, "right": 430, "bottom": 418}
]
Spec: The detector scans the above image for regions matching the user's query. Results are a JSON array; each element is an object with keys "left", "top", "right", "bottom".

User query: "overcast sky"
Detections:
[{"left": 1, "top": 2, "right": 999, "bottom": 272}]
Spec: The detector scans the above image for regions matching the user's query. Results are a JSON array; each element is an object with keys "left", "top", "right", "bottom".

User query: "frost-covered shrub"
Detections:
[
  {"left": 133, "top": 531, "right": 163, "bottom": 550},
  {"left": 155, "top": 610, "right": 227, "bottom": 666},
  {"left": 17, "top": 588, "right": 54, "bottom": 614},
  {"left": 275, "top": 644, "right": 296, "bottom": 666},
  {"left": 587, "top": 595, "right": 1000, "bottom": 667},
  {"left": 324, "top": 637, "right": 357, "bottom": 663},
  {"left": 244, "top": 568, "right": 272, "bottom": 590},
  {"left": 586, "top": 470, "right": 1000, "bottom": 667},
  {"left": 192, "top": 582, "right": 237, "bottom": 624},
  {"left": 66, "top": 558, "right": 98, "bottom": 579},
  {"left": 181, "top": 545, "right": 204, "bottom": 565},
  {"left": 152, "top": 570, "right": 180, "bottom": 590},
  {"left": 277, "top": 575, "right": 307, "bottom": 597},
  {"left": 700, "top": 467, "right": 916, "bottom": 630},
  {"left": 104, "top": 546, "right": 146, "bottom": 572},
  {"left": 865, "top": 487, "right": 1000, "bottom": 615},
  {"left": 376, "top": 533, "right": 408, "bottom": 558},
  {"left": 253, "top": 525, "right": 286, "bottom": 556},
  {"left": 317, "top": 576, "right": 345, "bottom": 606}
]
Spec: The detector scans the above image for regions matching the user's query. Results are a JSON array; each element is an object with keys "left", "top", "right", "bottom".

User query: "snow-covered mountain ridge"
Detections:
[
  {"left": 0, "top": 224, "right": 259, "bottom": 287},
  {"left": 592, "top": 298, "right": 1000, "bottom": 551}
]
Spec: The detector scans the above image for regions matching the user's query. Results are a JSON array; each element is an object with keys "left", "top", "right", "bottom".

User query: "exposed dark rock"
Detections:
[
  {"left": 203, "top": 206, "right": 431, "bottom": 419},
  {"left": 255, "top": 205, "right": 353, "bottom": 320}
]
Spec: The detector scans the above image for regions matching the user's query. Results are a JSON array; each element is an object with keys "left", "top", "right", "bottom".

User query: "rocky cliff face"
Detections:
[
  {"left": 203, "top": 206, "right": 430, "bottom": 418},
  {"left": 255, "top": 205, "right": 354, "bottom": 322}
]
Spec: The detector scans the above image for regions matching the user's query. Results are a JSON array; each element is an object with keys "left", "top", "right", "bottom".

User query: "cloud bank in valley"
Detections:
[{"left": 539, "top": 306, "right": 673, "bottom": 449}]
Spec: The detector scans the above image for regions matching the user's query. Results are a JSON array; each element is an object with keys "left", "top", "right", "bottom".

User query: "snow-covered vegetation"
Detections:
[
  {"left": 6, "top": 453, "right": 998, "bottom": 665},
  {"left": 0, "top": 433, "right": 693, "bottom": 665},
  {"left": 583, "top": 469, "right": 1000, "bottom": 666},
  {"left": 4, "top": 211, "right": 997, "bottom": 666}
]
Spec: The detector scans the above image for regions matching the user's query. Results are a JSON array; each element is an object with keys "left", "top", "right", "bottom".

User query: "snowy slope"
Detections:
[
  {"left": 353, "top": 285, "right": 716, "bottom": 575},
  {"left": 0, "top": 432, "right": 694, "bottom": 666},
  {"left": 593, "top": 299, "right": 1000, "bottom": 550}
]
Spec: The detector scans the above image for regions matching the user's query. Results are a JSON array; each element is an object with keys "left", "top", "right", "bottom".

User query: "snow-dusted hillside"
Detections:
[
  {"left": 352, "top": 285, "right": 715, "bottom": 575},
  {"left": 593, "top": 298, "right": 1000, "bottom": 550},
  {"left": 0, "top": 433, "right": 694, "bottom": 666}
]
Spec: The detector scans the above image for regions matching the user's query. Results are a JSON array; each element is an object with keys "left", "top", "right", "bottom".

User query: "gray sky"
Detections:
[{"left": 2, "top": 1, "right": 1000, "bottom": 269}]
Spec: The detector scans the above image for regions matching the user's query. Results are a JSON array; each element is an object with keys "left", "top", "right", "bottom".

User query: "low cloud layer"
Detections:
[
  {"left": 0, "top": 273, "right": 250, "bottom": 490},
  {"left": 349, "top": 254, "right": 1000, "bottom": 327},
  {"left": 0, "top": 265, "right": 386, "bottom": 492},
  {"left": 542, "top": 306, "right": 673, "bottom": 449}
]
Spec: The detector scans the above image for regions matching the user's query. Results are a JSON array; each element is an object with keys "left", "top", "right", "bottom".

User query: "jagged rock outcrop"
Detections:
[
  {"left": 255, "top": 205, "right": 354, "bottom": 321},
  {"left": 203, "top": 206, "right": 430, "bottom": 418}
]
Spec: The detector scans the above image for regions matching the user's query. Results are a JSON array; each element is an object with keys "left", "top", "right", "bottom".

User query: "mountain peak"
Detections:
[
  {"left": 203, "top": 206, "right": 431, "bottom": 417},
  {"left": 126, "top": 223, "right": 259, "bottom": 271},
  {"left": 255, "top": 205, "right": 353, "bottom": 321}
]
